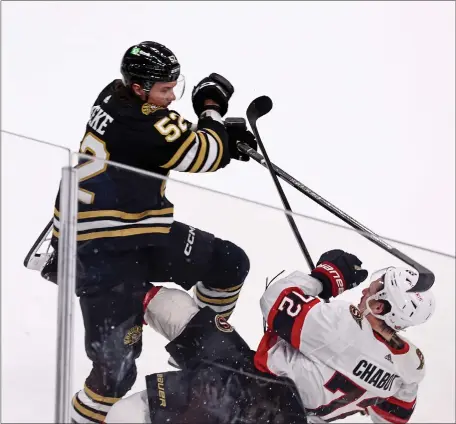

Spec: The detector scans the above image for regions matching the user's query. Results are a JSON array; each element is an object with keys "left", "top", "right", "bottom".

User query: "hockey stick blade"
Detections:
[
  {"left": 247, "top": 96, "right": 273, "bottom": 121},
  {"left": 23, "top": 219, "right": 53, "bottom": 271}
]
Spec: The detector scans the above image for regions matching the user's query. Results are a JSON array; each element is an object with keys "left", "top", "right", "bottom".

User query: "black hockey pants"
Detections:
[
  {"left": 42, "top": 221, "right": 250, "bottom": 400},
  {"left": 146, "top": 307, "right": 308, "bottom": 424}
]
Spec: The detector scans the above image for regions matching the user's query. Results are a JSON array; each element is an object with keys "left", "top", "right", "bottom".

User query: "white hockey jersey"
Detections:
[{"left": 254, "top": 271, "right": 425, "bottom": 423}]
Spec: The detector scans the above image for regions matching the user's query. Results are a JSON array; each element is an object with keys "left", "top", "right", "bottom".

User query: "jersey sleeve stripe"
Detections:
[
  {"left": 173, "top": 138, "right": 200, "bottom": 171},
  {"left": 160, "top": 132, "right": 197, "bottom": 169},
  {"left": 189, "top": 131, "right": 208, "bottom": 172},
  {"left": 254, "top": 330, "right": 279, "bottom": 374},
  {"left": 385, "top": 396, "right": 416, "bottom": 410},
  {"left": 369, "top": 396, "right": 416, "bottom": 424},
  {"left": 200, "top": 130, "right": 219, "bottom": 171},
  {"left": 267, "top": 286, "right": 297, "bottom": 329},
  {"left": 205, "top": 128, "right": 224, "bottom": 171},
  {"left": 266, "top": 286, "right": 320, "bottom": 349},
  {"left": 291, "top": 294, "right": 320, "bottom": 349}
]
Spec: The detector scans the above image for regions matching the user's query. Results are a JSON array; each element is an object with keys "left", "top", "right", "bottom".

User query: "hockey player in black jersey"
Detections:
[{"left": 34, "top": 41, "right": 257, "bottom": 423}]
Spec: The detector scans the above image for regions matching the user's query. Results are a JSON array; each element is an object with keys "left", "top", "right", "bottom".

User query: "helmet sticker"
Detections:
[{"left": 130, "top": 46, "right": 151, "bottom": 58}]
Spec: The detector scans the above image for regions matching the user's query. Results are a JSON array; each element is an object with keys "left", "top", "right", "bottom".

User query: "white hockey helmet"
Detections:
[{"left": 365, "top": 267, "right": 436, "bottom": 330}]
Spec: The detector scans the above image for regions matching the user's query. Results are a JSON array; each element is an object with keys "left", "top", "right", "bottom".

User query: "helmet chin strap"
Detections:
[
  {"left": 364, "top": 294, "right": 409, "bottom": 332},
  {"left": 363, "top": 294, "right": 387, "bottom": 321},
  {"left": 142, "top": 87, "right": 151, "bottom": 102}
]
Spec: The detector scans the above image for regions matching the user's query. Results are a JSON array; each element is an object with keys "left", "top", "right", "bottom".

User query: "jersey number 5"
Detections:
[
  {"left": 154, "top": 112, "right": 188, "bottom": 142},
  {"left": 77, "top": 132, "right": 110, "bottom": 204}
]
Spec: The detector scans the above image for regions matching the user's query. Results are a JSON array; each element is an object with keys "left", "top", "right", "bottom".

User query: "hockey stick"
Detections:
[
  {"left": 23, "top": 219, "right": 53, "bottom": 270},
  {"left": 246, "top": 96, "right": 315, "bottom": 271},
  {"left": 237, "top": 141, "right": 435, "bottom": 293}
]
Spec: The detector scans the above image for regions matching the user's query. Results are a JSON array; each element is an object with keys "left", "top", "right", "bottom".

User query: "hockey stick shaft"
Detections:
[
  {"left": 237, "top": 142, "right": 434, "bottom": 292},
  {"left": 246, "top": 97, "right": 315, "bottom": 270}
]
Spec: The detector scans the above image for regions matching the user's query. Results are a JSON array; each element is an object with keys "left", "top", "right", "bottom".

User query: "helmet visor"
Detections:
[
  {"left": 370, "top": 267, "right": 390, "bottom": 283},
  {"left": 150, "top": 74, "right": 185, "bottom": 105},
  {"left": 173, "top": 74, "right": 186, "bottom": 100}
]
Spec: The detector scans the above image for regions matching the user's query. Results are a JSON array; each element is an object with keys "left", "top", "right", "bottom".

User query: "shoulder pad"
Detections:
[{"left": 393, "top": 337, "right": 426, "bottom": 384}]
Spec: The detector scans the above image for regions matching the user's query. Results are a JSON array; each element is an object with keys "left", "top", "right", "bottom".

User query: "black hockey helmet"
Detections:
[{"left": 120, "top": 41, "right": 181, "bottom": 93}]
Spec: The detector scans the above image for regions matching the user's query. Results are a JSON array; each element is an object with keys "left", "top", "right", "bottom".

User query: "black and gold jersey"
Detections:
[{"left": 52, "top": 80, "right": 231, "bottom": 253}]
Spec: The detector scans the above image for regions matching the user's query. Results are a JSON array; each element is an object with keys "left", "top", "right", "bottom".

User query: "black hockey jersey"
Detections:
[{"left": 52, "top": 80, "right": 231, "bottom": 254}]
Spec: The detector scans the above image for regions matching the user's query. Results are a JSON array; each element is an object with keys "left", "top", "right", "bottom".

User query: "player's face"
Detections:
[
  {"left": 148, "top": 81, "right": 178, "bottom": 107},
  {"left": 358, "top": 279, "right": 386, "bottom": 314},
  {"left": 147, "top": 75, "right": 186, "bottom": 108}
]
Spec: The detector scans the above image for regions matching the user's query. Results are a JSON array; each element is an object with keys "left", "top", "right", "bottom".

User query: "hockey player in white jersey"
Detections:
[{"left": 105, "top": 249, "right": 435, "bottom": 423}]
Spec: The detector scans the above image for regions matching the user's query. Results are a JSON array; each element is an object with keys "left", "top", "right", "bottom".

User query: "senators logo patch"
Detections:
[
  {"left": 215, "top": 314, "right": 234, "bottom": 333},
  {"left": 416, "top": 348, "right": 425, "bottom": 370},
  {"left": 124, "top": 325, "right": 142, "bottom": 346},
  {"left": 350, "top": 305, "right": 363, "bottom": 329}
]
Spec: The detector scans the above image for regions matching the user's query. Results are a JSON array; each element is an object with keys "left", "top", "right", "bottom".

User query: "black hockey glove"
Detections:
[
  {"left": 192, "top": 73, "right": 234, "bottom": 117},
  {"left": 310, "top": 249, "right": 368, "bottom": 300},
  {"left": 225, "top": 117, "right": 258, "bottom": 161}
]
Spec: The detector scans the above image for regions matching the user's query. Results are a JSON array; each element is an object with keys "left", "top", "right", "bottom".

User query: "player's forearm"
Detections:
[
  {"left": 158, "top": 116, "right": 231, "bottom": 173},
  {"left": 143, "top": 287, "right": 199, "bottom": 342}
]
